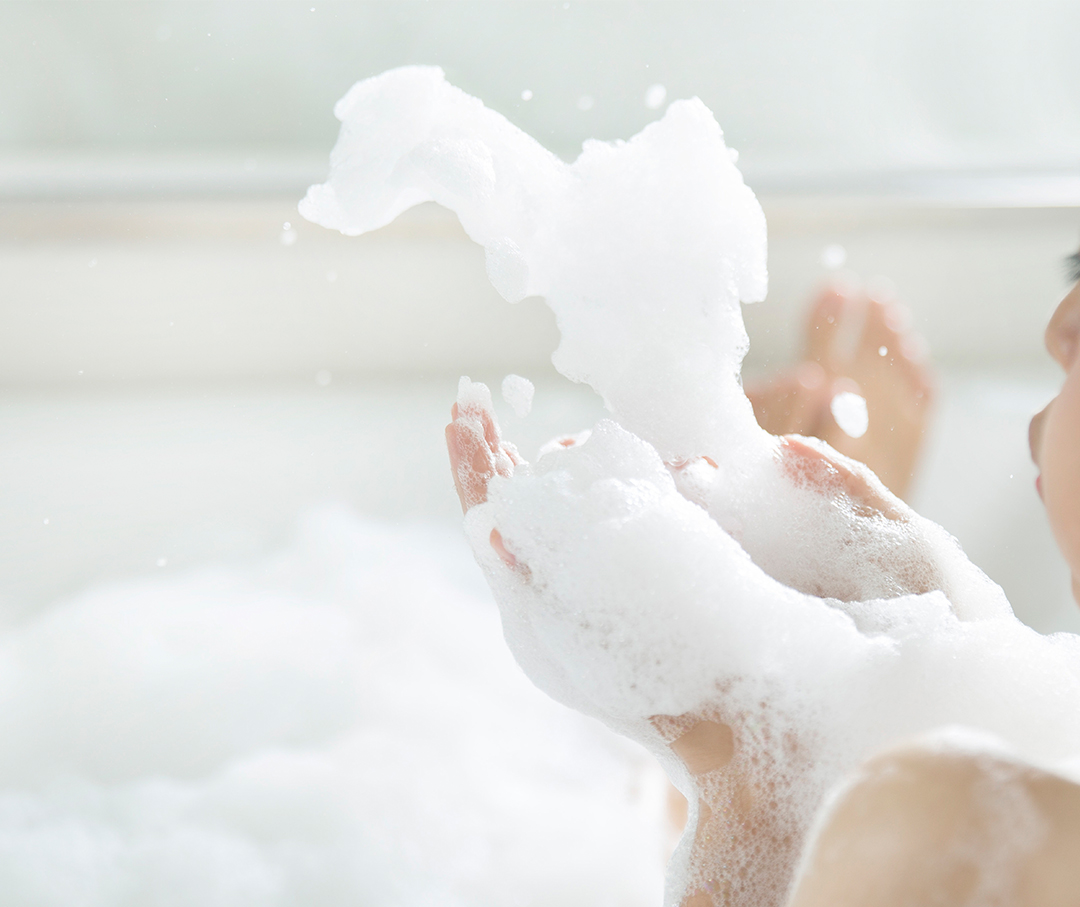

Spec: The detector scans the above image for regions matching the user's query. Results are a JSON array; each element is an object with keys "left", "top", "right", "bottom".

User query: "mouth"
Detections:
[{"left": 1029, "top": 405, "right": 1047, "bottom": 468}]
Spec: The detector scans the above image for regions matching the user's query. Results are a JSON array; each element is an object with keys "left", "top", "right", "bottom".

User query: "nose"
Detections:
[
  {"left": 1030, "top": 402, "right": 1050, "bottom": 467},
  {"left": 1045, "top": 284, "right": 1080, "bottom": 370}
]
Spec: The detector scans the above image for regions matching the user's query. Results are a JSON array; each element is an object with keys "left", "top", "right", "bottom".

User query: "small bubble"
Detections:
[
  {"left": 326, "top": 270, "right": 338, "bottom": 283},
  {"left": 43, "top": 518, "right": 49, "bottom": 525},
  {"left": 644, "top": 84, "right": 666, "bottom": 110},
  {"left": 169, "top": 321, "right": 175, "bottom": 327},
  {"left": 878, "top": 345, "right": 888, "bottom": 357},
  {"left": 155, "top": 24, "right": 172, "bottom": 43},
  {"left": 576, "top": 95, "right": 594, "bottom": 112},
  {"left": 521, "top": 89, "right": 533, "bottom": 101},
  {"left": 280, "top": 223, "right": 297, "bottom": 246},
  {"left": 88, "top": 257, "right": 97, "bottom": 268},
  {"left": 316, "top": 369, "right": 332, "bottom": 387},
  {"left": 821, "top": 244, "right": 847, "bottom": 269},
  {"left": 78, "top": 370, "right": 84, "bottom": 376},
  {"left": 156, "top": 557, "right": 167, "bottom": 567}
]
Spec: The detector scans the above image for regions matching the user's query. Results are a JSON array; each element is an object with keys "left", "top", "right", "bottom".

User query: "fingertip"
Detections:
[
  {"left": 795, "top": 361, "right": 826, "bottom": 390},
  {"left": 865, "top": 275, "right": 898, "bottom": 305},
  {"left": 480, "top": 407, "right": 500, "bottom": 448}
]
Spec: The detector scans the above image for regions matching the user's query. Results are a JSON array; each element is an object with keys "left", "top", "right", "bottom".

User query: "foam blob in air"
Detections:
[
  {"left": 830, "top": 390, "right": 868, "bottom": 439},
  {"left": 644, "top": 83, "right": 667, "bottom": 110},
  {"left": 501, "top": 374, "right": 534, "bottom": 417},
  {"left": 303, "top": 67, "right": 1080, "bottom": 906}
]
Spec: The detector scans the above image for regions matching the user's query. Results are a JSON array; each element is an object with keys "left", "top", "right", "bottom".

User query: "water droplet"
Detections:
[
  {"left": 644, "top": 84, "right": 666, "bottom": 110},
  {"left": 280, "top": 223, "right": 297, "bottom": 246},
  {"left": 156, "top": 557, "right": 167, "bottom": 567},
  {"left": 156, "top": 24, "right": 172, "bottom": 43},
  {"left": 878, "top": 345, "right": 888, "bottom": 357},
  {"left": 576, "top": 95, "right": 594, "bottom": 112},
  {"left": 820, "top": 244, "right": 846, "bottom": 269},
  {"left": 326, "top": 270, "right": 338, "bottom": 283},
  {"left": 830, "top": 391, "right": 869, "bottom": 439},
  {"left": 316, "top": 369, "right": 332, "bottom": 387},
  {"left": 521, "top": 89, "right": 533, "bottom": 101},
  {"left": 88, "top": 257, "right": 97, "bottom": 268},
  {"left": 43, "top": 518, "right": 49, "bottom": 525}
]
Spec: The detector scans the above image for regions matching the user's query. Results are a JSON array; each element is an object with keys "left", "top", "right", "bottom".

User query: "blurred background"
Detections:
[{"left": 2, "top": 2, "right": 1080, "bottom": 903}]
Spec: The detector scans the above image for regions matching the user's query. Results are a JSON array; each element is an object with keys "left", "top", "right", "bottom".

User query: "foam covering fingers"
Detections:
[{"left": 446, "top": 377, "right": 522, "bottom": 512}]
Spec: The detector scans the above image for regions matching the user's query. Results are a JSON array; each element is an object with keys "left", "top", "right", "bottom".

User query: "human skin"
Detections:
[{"left": 1030, "top": 278, "right": 1080, "bottom": 602}]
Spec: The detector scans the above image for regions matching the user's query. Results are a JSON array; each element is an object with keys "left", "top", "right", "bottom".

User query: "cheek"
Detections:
[{"left": 1041, "top": 365, "right": 1080, "bottom": 577}]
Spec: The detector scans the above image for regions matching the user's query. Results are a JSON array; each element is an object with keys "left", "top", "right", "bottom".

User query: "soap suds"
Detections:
[
  {"left": 501, "top": 374, "right": 534, "bottom": 418},
  {"left": 304, "top": 66, "right": 1080, "bottom": 905},
  {"left": 0, "top": 511, "right": 667, "bottom": 905}
]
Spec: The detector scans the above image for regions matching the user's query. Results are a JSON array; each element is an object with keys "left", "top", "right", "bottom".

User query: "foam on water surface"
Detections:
[
  {"left": 303, "top": 66, "right": 1080, "bottom": 905},
  {"left": 0, "top": 511, "right": 667, "bottom": 905}
]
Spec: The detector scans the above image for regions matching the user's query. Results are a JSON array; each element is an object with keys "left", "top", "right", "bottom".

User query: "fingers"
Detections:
[
  {"left": 805, "top": 285, "right": 854, "bottom": 367},
  {"left": 795, "top": 280, "right": 934, "bottom": 501},
  {"left": 446, "top": 418, "right": 494, "bottom": 513},
  {"left": 446, "top": 379, "right": 530, "bottom": 573},
  {"left": 861, "top": 296, "right": 935, "bottom": 403},
  {"left": 778, "top": 436, "right": 903, "bottom": 521}
]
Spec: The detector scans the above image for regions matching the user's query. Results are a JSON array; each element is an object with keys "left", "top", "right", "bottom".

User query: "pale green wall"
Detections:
[{"left": 3, "top": 1, "right": 1080, "bottom": 178}]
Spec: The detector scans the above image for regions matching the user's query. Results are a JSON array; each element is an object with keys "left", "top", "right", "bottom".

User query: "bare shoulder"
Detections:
[{"left": 787, "top": 738, "right": 1080, "bottom": 907}]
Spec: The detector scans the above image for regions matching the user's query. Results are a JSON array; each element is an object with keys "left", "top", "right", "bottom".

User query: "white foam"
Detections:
[
  {"left": 0, "top": 511, "right": 667, "bottom": 905},
  {"left": 303, "top": 66, "right": 1080, "bottom": 906},
  {"left": 830, "top": 390, "right": 868, "bottom": 438},
  {"left": 501, "top": 374, "right": 534, "bottom": 418}
]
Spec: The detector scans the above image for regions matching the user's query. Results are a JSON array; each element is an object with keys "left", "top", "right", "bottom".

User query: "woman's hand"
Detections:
[{"left": 777, "top": 435, "right": 904, "bottom": 523}]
